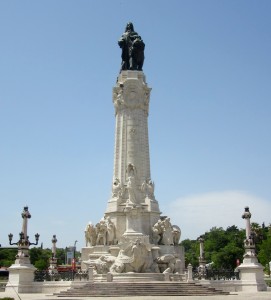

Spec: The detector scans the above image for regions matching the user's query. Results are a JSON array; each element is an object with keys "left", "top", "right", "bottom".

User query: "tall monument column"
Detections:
[
  {"left": 105, "top": 22, "right": 160, "bottom": 240},
  {"left": 106, "top": 70, "right": 160, "bottom": 239},
  {"left": 81, "top": 23, "right": 184, "bottom": 276}
]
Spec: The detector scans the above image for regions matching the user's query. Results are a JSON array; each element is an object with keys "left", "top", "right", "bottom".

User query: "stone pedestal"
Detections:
[
  {"left": 238, "top": 256, "right": 267, "bottom": 291},
  {"left": 6, "top": 262, "right": 36, "bottom": 293}
]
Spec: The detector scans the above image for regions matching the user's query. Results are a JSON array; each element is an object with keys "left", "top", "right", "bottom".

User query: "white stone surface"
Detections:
[
  {"left": 80, "top": 71, "right": 184, "bottom": 278},
  {"left": 238, "top": 262, "right": 267, "bottom": 291}
]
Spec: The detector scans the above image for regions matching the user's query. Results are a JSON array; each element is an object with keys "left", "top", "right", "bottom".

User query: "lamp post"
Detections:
[
  {"left": 237, "top": 206, "right": 267, "bottom": 291},
  {"left": 8, "top": 206, "right": 39, "bottom": 264},
  {"left": 74, "top": 240, "right": 78, "bottom": 260},
  {"left": 48, "top": 235, "right": 58, "bottom": 278},
  {"left": 197, "top": 236, "right": 206, "bottom": 279},
  {"left": 241, "top": 206, "right": 256, "bottom": 258},
  {"left": 6, "top": 206, "right": 40, "bottom": 291}
]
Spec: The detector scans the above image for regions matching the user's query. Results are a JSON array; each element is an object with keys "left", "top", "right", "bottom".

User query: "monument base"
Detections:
[
  {"left": 6, "top": 263, "right": 36, "bottom": 293},
  {"left": 237, "top": 257, "right": 267, "bottom": 292}
]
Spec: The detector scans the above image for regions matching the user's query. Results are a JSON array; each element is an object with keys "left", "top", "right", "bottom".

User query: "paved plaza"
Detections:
[{"left": 1, "top": 290, "right": 271, "bottom": 300}]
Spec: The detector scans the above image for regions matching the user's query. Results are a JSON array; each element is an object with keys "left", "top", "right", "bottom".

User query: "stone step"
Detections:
[
  {"left": 55, "top": 281, "right": 229, "bottom": 297},
  {"left": 93, "top": 272, "right": 169, "bottom": 282}
]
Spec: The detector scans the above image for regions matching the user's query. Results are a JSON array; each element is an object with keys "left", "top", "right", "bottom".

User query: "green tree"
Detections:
[
  {"left": 181, "top": 225, "right": 245, "bottom": 270},
  {"left": 30, "top": 247, "right": 51, "bottom": 270},
  {"left": 257, "top": 226, "right": 271, "bottom": 273},
  {"left": 56, "top": 248, "right": 66, "bottom": 265},
  {"left": 181, "top": 239, "right": 198, "bottom": 267},
  {"left": 0, "top": 248, "right": 17, "bottom": 268},
  {"left": 34, "top": 259, "right": 48, "bottom": 271}
]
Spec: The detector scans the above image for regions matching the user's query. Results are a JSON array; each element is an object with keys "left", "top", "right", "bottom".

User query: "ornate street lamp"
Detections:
[
  {"left": 48, "top": 235, "right": 59, "bottom": 277},
  {"left": 8, "top": 206, "right": 39, "bottom": 263}
]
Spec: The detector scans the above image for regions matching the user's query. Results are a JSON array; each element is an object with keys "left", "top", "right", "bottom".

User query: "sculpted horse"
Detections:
[{"left": 130, "top": 37, "right": 145, "bottom": 71}]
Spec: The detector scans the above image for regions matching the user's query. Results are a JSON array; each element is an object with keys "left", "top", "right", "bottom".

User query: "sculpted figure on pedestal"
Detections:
[
  {"left": 127, "top": 176, "right": 137, "bottom": 204},
  {"left": 126, "top": 163, "right": 138, "bottom": 205},
  {"left": 144, "top": 90, "right": 150, "bottom": 105},
  {"left": 141, "top": 178, "right": 155, "bottom": 199},
  {"left": 105, "top": 216, "right": 116, "bottom": 245},
  {"left": 96, "top": 219, "right": 107, "bottom": 246},
  {"left": 113, "top": 87, "right": 124, "bottom": 113},
  {"left": 152, "top": 217, "right": 181, "bottom": 246},
  {"left": 172, "top": 225, "right": 181, "bottom": 245},
  {"left": 161, "top": 217, "right": 174, "bottom": 245},
  {"left": 118, "top": 22, "right": 145, "bottom": 71},
  {"left": 84, "top": 223, "right": 97, "bottom": 247},
  {"left": 152, "top": 219, "right": 163, "bottom": 244},
  {"left": 126, "top": 163, "right": 136, "bottom": 177}
]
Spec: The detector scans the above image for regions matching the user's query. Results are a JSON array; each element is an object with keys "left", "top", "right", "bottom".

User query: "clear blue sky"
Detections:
[{"left": 0, "top": 1, "right": 270, "bottom": 250}]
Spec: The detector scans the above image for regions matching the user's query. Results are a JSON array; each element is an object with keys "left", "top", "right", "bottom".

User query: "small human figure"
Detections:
[
  {"left": 141, "top": 178, "right": 155, "bottom": 199},
  {"left": 96, "top": 219, "right": 107, "bottom": 246},
  {"left": 172, "top": 225, "right": 181, "bottom": 245},
  {"left": 161, "top": 217, "right": 174, "bottom": 245},
  {"left": 127, "top": 176, "right": 137, "bottom": 204},
  {"left": 126, "top": 163, "right": 136, "bottom": 177},
  {"left": 105, "top": 216, "right": 115, "bottom": 245},
  {"left": 85, "top": 223, "right": 97, "bottom": 246},
  {"left": 152, "top": 219, "right": 163, "bottom": 244}
]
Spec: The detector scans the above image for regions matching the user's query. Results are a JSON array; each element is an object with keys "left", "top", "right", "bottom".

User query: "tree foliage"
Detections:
[
  {"left": 0, "top": 248, "right": 17, "bottom": 268},
  {"left": 180, "top": 224, "right": 271, "bottom": 271},
  {"left": 182, "top": 225, "right": 246, "bottom": 270},
  {"left": 29, "top": 248, "right": 51, "bottom": 270},
  {"left": 0, "top": 247, "right": 69, "bottom": 270}
]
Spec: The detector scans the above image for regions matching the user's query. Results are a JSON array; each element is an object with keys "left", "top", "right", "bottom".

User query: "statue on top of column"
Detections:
[{"left": 118, "top": 22, "right": 145, "bottom": 71}]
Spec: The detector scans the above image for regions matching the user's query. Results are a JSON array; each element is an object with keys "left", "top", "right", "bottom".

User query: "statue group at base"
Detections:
[
  {"left": 83, "top": 237, "right": 182, "bottom": 275},
  {"left": 85, "top": 216, "right": 116, "bottom": 247},
  {"left": 152, "top": 217, "right": 181, "bottom": 246}
]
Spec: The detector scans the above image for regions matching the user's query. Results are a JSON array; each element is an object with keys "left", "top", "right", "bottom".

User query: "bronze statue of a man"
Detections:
[{"left": 118, "top": 22, "right": 145, "bottom": 71}]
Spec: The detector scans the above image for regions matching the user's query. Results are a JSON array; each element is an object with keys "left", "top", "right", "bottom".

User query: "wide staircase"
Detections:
[{"left": 55, "top": 281, "right": 229, "bottom": 297}]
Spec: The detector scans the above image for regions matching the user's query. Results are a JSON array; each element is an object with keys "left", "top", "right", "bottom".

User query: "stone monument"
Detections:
[
  {"left": 81, "top": 23, "right": 184, "bottom": 279},
  {"left": 48, "top": 235, "right": 59, "bottom": 279},
  {"left": 237, "top": 207, "right": 267, "bottom": 291},
  {"left": 197, "top": 237, "right": 206, "bottom": 279},
  {"left": 6, "top": 206, "right": 40, "bottom": 292}
]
